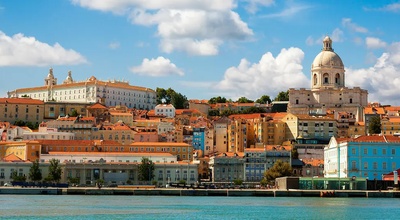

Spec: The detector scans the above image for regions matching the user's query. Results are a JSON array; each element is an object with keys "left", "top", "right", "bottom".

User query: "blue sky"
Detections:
[{"left": 1, "top": 0, "right": 400, "bottom": 104}]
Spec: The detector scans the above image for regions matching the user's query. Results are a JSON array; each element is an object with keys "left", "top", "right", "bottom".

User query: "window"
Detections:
[
  {"left": 383, "top": 162, "right": 387, "bottom": 170},
  {"left": 383, "top": 149, "right": 387, "bottom": 155},
  {"left": 352, "top": 148, "right": 356, "bottom": 154},
  {"left": 392, "top": 149, "right": 396, "bottom": 155},
  {"left": 364, "top": 162, "right": 368, "bottom": 169},
  {"left": 352, "top": 161, "right": 356, "bottom": 170},
  {"left": 373, "top": 162, "right": 377, "bottom": 169},
  {"left": 364, "top": 149, "right": 368, "bottom": 155},
  {"left": 373, "top": 149, "right": 377, "bottom": 155}
]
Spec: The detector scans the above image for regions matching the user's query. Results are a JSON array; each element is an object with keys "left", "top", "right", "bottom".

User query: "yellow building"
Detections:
[
  {"left": 381, "top": 117, "right": 400, "bottom": 135},
  {"left": 44, "top": 102, "right": 90, "bottom": 119},
  {"left": 130, "top": 142, "right": 193, "bottom": 161},
  {"left": 227, "top": 119, "right": 249, "bottom": 153},
  {"left": 348, "top": 122, "right": 366, "bottom": 137},
  {"left": 282, "top": 113, "right": 337, "bottom": 141},
  {"left": 0, "top": 141, "right": 41, "bottom": 161},
  {"left": 0, "top": 98, "right": 44, "bottom": 124},
  {"left": 253, "top": 117, "right": 286, "bottom": 145}
]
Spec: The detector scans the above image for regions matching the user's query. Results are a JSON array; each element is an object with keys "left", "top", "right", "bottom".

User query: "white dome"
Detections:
[
  {"left": 312, "top": 50, "right": 344, "bottom": 69},
  {"left": 312, "top": 36, "right": 344, "bottom": 69}
]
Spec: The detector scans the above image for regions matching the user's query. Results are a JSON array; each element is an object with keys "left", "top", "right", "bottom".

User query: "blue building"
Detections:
[
  {"left": 192, "top": 127, "right": 206, "bottom": 152},
  {"left": 325, "top": 135, "right": 400, "bottom": 181},
  {"left": 244, "top": 146, "right": 291, "bottom": 183}
]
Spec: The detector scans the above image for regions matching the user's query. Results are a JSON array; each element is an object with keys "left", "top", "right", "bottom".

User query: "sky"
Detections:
[{"left": 1, "top": 0, "right": 400, "bottom": 105}]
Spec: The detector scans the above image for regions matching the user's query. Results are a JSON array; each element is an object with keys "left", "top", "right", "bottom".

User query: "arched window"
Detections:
[
  {"left": 335, "top": 73, "right": 340, "bottom": 84},
  {"left": 313, "top": 74, "right": 318, "bottom": 85},
  {"left": 296, "top": 99, "right": 299, "bottom": 104},
  {"left": 323, "top": 73, "right": 329, "bottom": 84}
]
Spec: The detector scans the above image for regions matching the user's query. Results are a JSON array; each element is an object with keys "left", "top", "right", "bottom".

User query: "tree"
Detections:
[
  {"left": 263, "top": 160, "right": 292, "bottom": 185},
  {"left": 368, "top": 116, "right": 381, "bottom": 134},
  {"left": 29, "top": 159, "right": 42, "bottom": 182},
  {"left": 11, "top": 170, "right": 27, "bottom": 182},
  {"left": 241, "top": 107, "right": 266, "bottom": 114},
  {"left": 256, "top": 95, "right": 272, "bottom": 104},
  {"left": 156, "top": 87, "right": 188, "bottom": 109},
  {"left": 274, "top": 90, "right": 289, "bottom": 101},
  {"left": 237, "top": 97, "right": 254, "bottom": 103},
  {"left": 233, "top": 179, "right": 243, "bottom": 186},
  {"left": 70, "top": 109, "right": 78, "bottom": 117},
  {"left": 138, "top": 157, "right": 155, "bottom": 183},
  {"left": 208, "top": 109, "right": 220, "bottom": 117},
  {"left": 47, "top": 159, "right": 62, "bottom": 183},
  {"left": 208, "top": 96, "right": 227, "bottom": 104}
]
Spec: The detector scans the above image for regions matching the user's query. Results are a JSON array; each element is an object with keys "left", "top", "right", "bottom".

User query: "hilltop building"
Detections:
[
  {"left": 8, "top": 68, "right": 156, "bottom": 109},
  {"left": 288, "top": 36, "right": 368, "bottom": 122}
]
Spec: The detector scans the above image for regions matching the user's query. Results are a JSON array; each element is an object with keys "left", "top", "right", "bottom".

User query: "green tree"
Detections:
[
  {"left": 208, "top": 109, "right": 220, "bottom": 116},
  {"left": 291, "top": 148, "right": 299, "bottom": 159},
  {"left": 256, "top": 95, "right": 272, "bottom": 104},
  {"left": 29, "top": 159, "right": 42, "bottom": 182},
  {"left": 274, "top": 90, "right": 289, "bottom": 101},
  {"left": 368, "top": 116, "right": 381, "bottom": 134},
  {"left": 47, "top": 159, "right": 62, "bottom": 183},
  {"left": 233, "top": 179, "right": 243, "bottom": 186},
  {"left": 138, "top": 157, "right": 155, "bottom": 183},
  {"left": 171, "top": 92, "right": 188, "bottom": 109},
  {"left": 70, "top": 109, "right": 78, "bottom": 117},
  {"left": 263, "top": 160, "right": 292, "bottom": 185},
  {"left": 156, "top": 87, "right": 188, "bottom": 109},
  {"left": 237, "top": 97, "right": 254, "bottom": 103},
  {"left": 241, "top": 107, "right": 266, "bottom": 114},
  {"left": 11, "top": 170, "right": 27, "bottom": 182},
  {"left": 208, "top": 96, "right": 227, "bottom": 104}
]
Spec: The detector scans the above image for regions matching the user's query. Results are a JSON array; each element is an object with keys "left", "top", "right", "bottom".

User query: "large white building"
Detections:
[
  {"left": 8, "top": 68, "right": 157, "bottom": 110},
  {"left": 288, "top": 36, "right": 368, "bottom": 122}
]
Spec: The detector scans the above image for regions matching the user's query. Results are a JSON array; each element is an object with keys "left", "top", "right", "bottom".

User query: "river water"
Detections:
[{"left": 0, "top": 195, "right": 398, "bottom": 219}]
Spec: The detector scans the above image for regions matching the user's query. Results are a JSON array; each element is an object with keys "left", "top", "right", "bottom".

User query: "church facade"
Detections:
[
  {"left": 8, "top": 68, "right": 156, "bottom": 110},
  {"left": 288, "top": 36, "right": 368, "bottom": 122}
]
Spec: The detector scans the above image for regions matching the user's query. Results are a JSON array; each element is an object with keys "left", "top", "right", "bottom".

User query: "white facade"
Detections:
[
  {"left": 8, "top": 68, "right": 157, "bottom": 110},
  {"left": 155, "top": 104, "right": 176, "bottom": 118},
  {"left": 288, "top": 36, "right": 368, "bottom": 121}
]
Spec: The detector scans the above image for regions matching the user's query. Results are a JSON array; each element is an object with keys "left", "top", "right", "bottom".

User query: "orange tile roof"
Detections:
[
  {"left": 302, "top": 158, "right": 324, "bottom": 166},
  {"left": 88, "top": 103, "right": 107, "bottom": 109},
  {"left": 364, "top": 107, "right": 385, "bottom": 115},
  {"left": 338, "top": 135, "right": 400, "bottom": 143},
  {"left": 388, "top": 118, "right": 400, "bottom": 123},
  {"left": 0, "top": 97, "right": 44, "bottom": 105},
  {"left": 130, "top": 142, "right": 190, "bottom": 147},
  {"left": 384, "top": 106, "right": 400, "bottom": 111},
  {"left": 37, "top": 140, "right": 121, "bottom": 146},
  {"left": 2, "top": 153, "right": 24, "bottom": 162},
  {"left": 48, "top": 151, "right": 174, "bottom": 157},
  {"left": 216, "top": 152, "right": 245, "bottom": 157}
]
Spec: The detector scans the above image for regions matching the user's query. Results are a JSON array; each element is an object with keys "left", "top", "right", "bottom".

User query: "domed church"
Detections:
[{"left": 288, "top": 36, "right": 368, "bottom": 122}]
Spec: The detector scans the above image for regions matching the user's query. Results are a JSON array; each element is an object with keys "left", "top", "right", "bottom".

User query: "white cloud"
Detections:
[
  {"left": 263, "top": 3, "right": 311, "bottom": 18},
  {"left": 305, "top": 28, "right": 343, "bottom": 46},
  {"left": 342, "top": 18, "right": 368, "bottom": 33},
  {"left": 0, "top": 31, "right": 87, "bottom": 67},
  {"left": 108, "top": 41, "right": 120, "bottom": 49},
  {"left": 215, "top": 47, "right": 309, "bottom": 100},
  {"left": 72, "top": 0, "right": 253, "bottom": 55},
  {"left": 130, "top": 56, "right": 184, "bottom": 77},
  {"left": 365, "top": 3, "right": 400, "bottom": 13},
  {"left": 346, "top": 42, "right": 400, "bottom": 105},
  {"left": 365, "top": 37, "right": 387, "bottom": 49},
  {"left": 243, "top": 0, "right": 275, "bottom": 14}
]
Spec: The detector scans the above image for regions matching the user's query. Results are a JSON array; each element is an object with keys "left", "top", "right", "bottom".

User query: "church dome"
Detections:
[{"left": 312, "top": 36, "right": 344, "bottom": 69}]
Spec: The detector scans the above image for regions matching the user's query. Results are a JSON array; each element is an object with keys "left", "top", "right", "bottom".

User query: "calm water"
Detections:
[{"left": 0, "top": 195, "right": 399, "bottom": 219}]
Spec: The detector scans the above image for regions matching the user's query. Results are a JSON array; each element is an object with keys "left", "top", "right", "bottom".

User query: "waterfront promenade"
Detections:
[{"left": 1, "top": 187, "right": 399, "bottom": 198}]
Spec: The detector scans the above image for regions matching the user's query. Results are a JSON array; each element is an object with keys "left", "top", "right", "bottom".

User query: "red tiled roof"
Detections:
[
  {"left": 88, "top": 102, "right": 107, "bottom": 109},
  {"left": 37, "top": 140, "right": 121, "bottom": 146},
  {"left": 2, "top": 153, "right": 24, "bottom": 162},
  {"left": 0, "top": 98, "right": 44, "bottom": 105}
]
